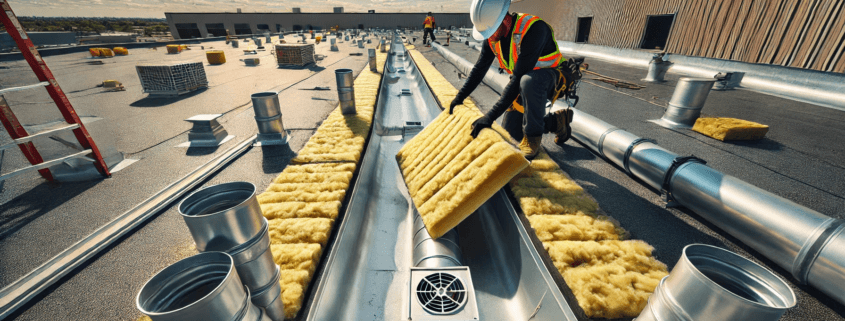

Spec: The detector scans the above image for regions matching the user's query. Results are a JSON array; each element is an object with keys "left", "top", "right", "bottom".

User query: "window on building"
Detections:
[
  {"left": 205, "top": 23, "right": 227, "bottom": 37},
  {"left": 257, "top": 24, "right": 270, "bottom": 32},
  {"left": 174, "top": 23, "right": 202, "bottom": 39},
  {"left": 293, "top": 25, "right": 303, "bottom": 31},
  {"left": 640, "top": 14, "right": 675, "bottom": 50},
  {"left": 234, "top": 23, "right": 252, "bottom": 35},
  {"left": 358, "top": 24, "right": 364, "bottom": 30},
  {"left": 575, "top": 17, "right": 592, "bottom": 43}
]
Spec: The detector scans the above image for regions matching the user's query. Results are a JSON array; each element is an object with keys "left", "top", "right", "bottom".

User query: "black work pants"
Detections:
[
  {"left": 501, "top": 68, "right": 558, "bottom": 141},
  {"left": 423, "top": 28, "right": 436, "bottom": 44}
]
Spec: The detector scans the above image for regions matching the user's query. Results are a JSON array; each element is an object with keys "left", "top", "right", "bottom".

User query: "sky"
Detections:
[{"left": 8, "top": 0, "right": 471, "bottom": 18}]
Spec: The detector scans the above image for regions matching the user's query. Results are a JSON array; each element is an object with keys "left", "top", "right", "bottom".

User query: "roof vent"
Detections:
[
  {"left": 416, "top": 272, "right": 466, "bottom": 314},
  {"left": 409, "top": 267, "right": 478, "bottom": 320}
]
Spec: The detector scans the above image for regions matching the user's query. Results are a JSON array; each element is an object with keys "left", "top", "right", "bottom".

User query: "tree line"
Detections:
[{"left": 1, "top": 17, "right": 169, "bottom": 35}]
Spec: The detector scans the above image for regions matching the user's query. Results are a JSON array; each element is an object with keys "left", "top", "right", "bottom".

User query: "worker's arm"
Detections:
[
  {"left": 470, "top": 23, "right": 552, "bottom": 138},
  {"left": 449, "top": 44, "right": 495, "bottom": 113}
]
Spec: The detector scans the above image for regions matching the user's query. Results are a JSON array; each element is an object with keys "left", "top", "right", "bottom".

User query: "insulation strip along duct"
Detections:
[{"left": 430, "top": 43, "right": 845, "bottom": 306}]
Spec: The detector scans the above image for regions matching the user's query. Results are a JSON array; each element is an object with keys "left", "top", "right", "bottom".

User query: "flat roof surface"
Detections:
[{"left": 0, "top": 35, "right": 373, "bottom": 320}]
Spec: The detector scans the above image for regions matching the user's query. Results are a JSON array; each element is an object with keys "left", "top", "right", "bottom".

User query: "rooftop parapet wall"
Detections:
[{"left": 165, "top": 12, "right": 471, "bottom": 39}]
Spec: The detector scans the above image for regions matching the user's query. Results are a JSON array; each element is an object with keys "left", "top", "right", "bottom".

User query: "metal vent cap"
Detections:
[{"left": 416, "top": 272, "right": 467, "bottom": 315}]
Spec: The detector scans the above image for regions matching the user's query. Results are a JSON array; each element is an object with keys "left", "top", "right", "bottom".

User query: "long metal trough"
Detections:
[
  {"left": 303, "top": 35, "right": 579, "bottom": 320},
  {"left": 430, "top": 42, "right": 845, "bottom": 308}
]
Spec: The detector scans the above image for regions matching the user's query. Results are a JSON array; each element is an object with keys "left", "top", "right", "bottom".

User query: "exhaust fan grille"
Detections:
[{"left": 416, "top": 272, "right": 467, "bottom": 314}]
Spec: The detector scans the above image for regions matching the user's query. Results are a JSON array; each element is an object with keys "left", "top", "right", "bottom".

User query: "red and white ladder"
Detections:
[{"left": 0, "top": 0, "right": 110, "bottom": 181}]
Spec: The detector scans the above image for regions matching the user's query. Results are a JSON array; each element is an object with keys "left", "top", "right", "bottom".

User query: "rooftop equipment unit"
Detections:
[
  {"left": 274, "top": 43, "right": 315, "bottom": 66},
  {"left": 333, "top": 7, "right": 343, "bottom": 13},
  {"left": 292, "top": 7, "right": 301, "bottom": 13},
  {"left": 136, "top": 62, "right": 208, "bottom": 96}
]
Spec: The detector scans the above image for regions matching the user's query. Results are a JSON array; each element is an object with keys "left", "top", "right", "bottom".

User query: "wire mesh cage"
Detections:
[
  {"left": 274, "top": 43, "right": 315, "bottom": 66},
  {"left": 136, "top": 62, "right": 208, "bottom": 96}
]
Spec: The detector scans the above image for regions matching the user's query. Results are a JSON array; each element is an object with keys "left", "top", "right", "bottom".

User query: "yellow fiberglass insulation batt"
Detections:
[
  {"left": 268, "top": 218, "right": 334, "bottom": 246},
  {"left": 408, "top": 48, "right": 667, "bottom": 319},
  {"left": 396, "top": 106, "right": 530, "bottom": 239},
  {"left": 528, "top": 214, "right": 619, "bottom": 242},
  {"left": 692, "top": 117, "right": 769, "bottom": 141},
  {"left": 256, "top": 49, "right": 386, "bottom": 320},
  {"left": 545, "top": 240, "right": 668, "bottom": 319}
]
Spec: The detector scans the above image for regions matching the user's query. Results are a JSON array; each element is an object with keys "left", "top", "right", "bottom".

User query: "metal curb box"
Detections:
[
  {"left": 275, "top": 43, "right": 315, "bottom": 67},
  {"left": 136, "top": 62, "right": 208, "bottom": 96}
]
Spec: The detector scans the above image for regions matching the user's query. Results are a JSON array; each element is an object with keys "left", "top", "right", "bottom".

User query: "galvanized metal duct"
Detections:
[
  {"left": 555, "top": 40, "right": 845, "bottom": 112},
  {"left": 179, "top": 182, "right": 284, "bottom": 321},
  {"left": 136, "top": 252, "right": 268, "bottom": 321},
  {"left": 649, "top": 78, "right": 716, "bottom": 129},
  {"left": 368, "top": 49, "right": 377, "bottom": 72},
  {"left": 642, "top": 54, "right": 670, "bottom": 83},
  {"left": 335, "top": 69, "right": 356, "bottom": 115},
  {"left": 431, "top": 43, "right": 845, "bottom": 306},
  {"left": 250, "top": 92, "right": 288, "bottom": 146},
  {"left": 412, "top": 213, "right": 463, "bottom": 267},
  {"left": 637, "top": 244, "right": 795, "bottom": 321}
]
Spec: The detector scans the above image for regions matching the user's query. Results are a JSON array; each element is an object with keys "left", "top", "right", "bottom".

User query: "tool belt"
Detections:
[{"left": 507, "top": 57, "right": 584, "bottom": 113}]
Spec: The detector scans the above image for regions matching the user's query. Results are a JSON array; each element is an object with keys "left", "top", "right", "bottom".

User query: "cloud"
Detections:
[{"left": 7, "top": 0, "right": 470, "bottom": 18}]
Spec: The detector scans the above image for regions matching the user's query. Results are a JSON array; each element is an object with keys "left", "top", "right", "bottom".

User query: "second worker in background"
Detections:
[{"left": 423, "top": 12, "right": 436, "bottom": 46}]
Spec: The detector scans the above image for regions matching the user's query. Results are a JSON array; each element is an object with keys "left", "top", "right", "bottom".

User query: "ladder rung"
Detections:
[
  {"left": 0, "top": 124, "right": 80, "bottom": 151},
  {"left": 0, "top": 82, "right": 50, "bottom": 96},
  {"left": 0, "top": 149, "right": 92, "bottom": 182}
]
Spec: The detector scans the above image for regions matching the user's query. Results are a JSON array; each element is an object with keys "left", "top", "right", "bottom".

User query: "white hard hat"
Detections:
[{"left": 470, "top": 0, "right": 511, "bottom": 41}]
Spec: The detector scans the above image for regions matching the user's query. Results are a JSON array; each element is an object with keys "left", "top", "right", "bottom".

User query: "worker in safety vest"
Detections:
[
  {"left": 449, "top": 0, "right": 574, "bottom": 160},
  {"left": 423, "top": 12, "right": 436, "bottom": 46}
]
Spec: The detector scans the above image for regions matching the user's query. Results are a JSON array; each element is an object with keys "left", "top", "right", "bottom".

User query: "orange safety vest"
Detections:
[
  {"left": 488, "top": 13, "right": 563, "bottom": 75},
  {"left": 490, "top": 13, "right": 565, "bottom": 113},
  {"left": 424, "top": 16, "right": 435, "bottom": 29}
]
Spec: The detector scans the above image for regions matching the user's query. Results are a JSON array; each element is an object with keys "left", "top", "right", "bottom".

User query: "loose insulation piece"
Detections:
[
  {"left": 399, "top": 48, "right": 529, "bottom": 239},
  {"left": 258, "top": 48, "right": 387, "bottom": 319},
  {"left": 408, "top": 48, "right": 667, "bottom": 319},
  {"left": 396, "top": 105, "right": 529, "bottom": 239},
  {"left": 692, "top": 117, "right": 769, "bottom": 141}
]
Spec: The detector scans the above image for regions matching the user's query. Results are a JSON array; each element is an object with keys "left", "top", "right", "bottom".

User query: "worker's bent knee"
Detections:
[{"left": 520, "top": 73, "right": 536, "bottom": 89}]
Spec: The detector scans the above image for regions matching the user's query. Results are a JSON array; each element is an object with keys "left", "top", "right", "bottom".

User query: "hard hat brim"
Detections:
[
  {"left": 470, "top": 0, "right": 510, "bottom": 41},
  {"left": 472, "top": 28, "right": 486, "bottom": 41}
]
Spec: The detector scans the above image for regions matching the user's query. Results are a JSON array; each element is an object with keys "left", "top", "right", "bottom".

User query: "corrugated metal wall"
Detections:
[{"left": 511, "top": 0, "right": 845, "bottom": 72}]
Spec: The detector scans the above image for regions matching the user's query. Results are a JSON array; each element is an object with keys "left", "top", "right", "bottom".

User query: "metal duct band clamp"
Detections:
[
  {"left": 596, "top": 127, "right": 620, "bottom": 158},
  {"left": 792, "top": 218, "right": 844, "bottom": 284},
  {"left": 623, "top": 138, "right": 656, "bottom": 175},
  {"left": 660, "top": 155, "right": 706, "bottom": 208}
]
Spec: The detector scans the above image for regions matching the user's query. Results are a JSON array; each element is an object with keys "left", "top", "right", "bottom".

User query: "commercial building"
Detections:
[
  {"left": 164, "top": 12, "right": 471, "bottom": 39},
  {"left": 512, "top": 0, "right": 845, "bottom": 72}
]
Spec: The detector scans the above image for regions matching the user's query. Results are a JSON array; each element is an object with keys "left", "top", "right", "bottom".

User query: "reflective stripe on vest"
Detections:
[{"left": 488, "top": 13, "right": 564, "bottom": 74}]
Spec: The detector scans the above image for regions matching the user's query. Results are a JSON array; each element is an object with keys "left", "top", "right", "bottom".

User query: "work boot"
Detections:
[
  {"left": 519, "top": 136, "right": 543, "bottom": 160},
  {"left": 553, "top": 108, "right": 574, "bottom": 146}
]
